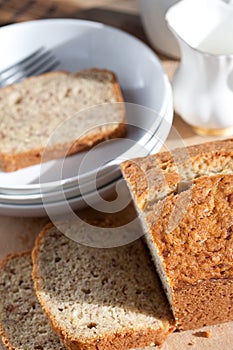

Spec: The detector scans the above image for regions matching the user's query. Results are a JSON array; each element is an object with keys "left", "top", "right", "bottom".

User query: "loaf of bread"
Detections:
[
  {"left": 0, "top": 69, "right": 126, "bottom": 172},
  {"left": 121, "top": 138, "right": 233, "bottom": 330},
  {"left": 0, "top": 252, "right": 65, "bottom": 349},
  {"left": 32, "top": 223, "right": 175, "bottom": 349}
]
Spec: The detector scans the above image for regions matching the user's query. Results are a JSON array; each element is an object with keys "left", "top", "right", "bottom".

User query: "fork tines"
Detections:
[{"left": 0, "top": 47, "right": 59, "bottom": 87}]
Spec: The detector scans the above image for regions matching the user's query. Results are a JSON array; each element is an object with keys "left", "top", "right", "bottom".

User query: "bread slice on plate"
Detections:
[
  {"left": 0, "top": 69, "right": 126, "bottom": 172},
  {"left": 121, "top": 138, "right": 233, "bottom": 330},
  {"left": 32, "top": 223, "right": 175, "bottom": 350},
  {"left": 0, "top": 252, "right": 65, "bottom": 349}
]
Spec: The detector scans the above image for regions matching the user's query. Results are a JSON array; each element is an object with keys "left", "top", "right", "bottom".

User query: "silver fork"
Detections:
[{"left": 0, "top": 47, "right": 59, "bottom": 87}]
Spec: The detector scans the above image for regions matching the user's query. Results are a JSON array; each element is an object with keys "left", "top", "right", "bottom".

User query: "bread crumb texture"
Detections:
[
  {"left": 0, "top": 69, "right": 126, "bottom": 171},
  {"left": 0, "top": 252, "right": 65, "bottom": 350},
  {"left": 32, "top": 224, "right": 175, "bottom": 349}
]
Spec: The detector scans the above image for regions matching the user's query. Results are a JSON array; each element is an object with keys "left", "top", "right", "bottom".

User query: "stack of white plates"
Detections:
[{"left": 0, "top": 19, "right": 173, "bottom": 217}]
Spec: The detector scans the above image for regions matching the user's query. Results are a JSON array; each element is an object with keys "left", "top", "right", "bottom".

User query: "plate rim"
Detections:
[{"left": 0, "top": 18, "right": 173, "bottom": 193}]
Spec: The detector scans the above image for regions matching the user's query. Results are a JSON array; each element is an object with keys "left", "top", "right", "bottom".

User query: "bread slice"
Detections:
[
  {"left": 121, "top": 139, "right": 233, "bottom": 330},
  {"left": 0, "top": 69, "right": 126, "bottom": 172},
  {"left": 32, "top": 223, "right": 175, "bottom": 349},
  {"left": 0, "top": 252, "right": 66, "bottom": 350}
]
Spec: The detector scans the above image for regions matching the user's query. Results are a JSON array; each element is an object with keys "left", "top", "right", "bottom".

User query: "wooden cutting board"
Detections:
[{"left": 0, "top": 1, "right": 232, "bottom": 349}]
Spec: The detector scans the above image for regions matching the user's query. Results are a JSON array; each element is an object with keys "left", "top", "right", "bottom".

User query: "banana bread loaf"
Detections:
[{"left": 121, "top": 139, "right": 233, "bottom": 330}]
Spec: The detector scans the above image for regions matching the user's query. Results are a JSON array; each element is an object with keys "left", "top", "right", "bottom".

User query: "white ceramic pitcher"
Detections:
[{"left": 166, "top": 0, "right": 233, "bottom": 135}]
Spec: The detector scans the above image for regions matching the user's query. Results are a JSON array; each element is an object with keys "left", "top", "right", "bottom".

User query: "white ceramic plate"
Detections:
[
  {"left": 0, "top": 89, "right": 173, "bottom": 217},
  {"left": 0, "top": 19, "right": 173, "bottom": 195},
  {"left": 0, "top": 180, "right": 120, "bottom": 217},
  {"left": 0, "top": 102, "right": 168, "bottom": 195},
  {"left": 0, "top": 104, "right": 173, "bottom": 217},
  {"left": 0, "top": 88, "right": 173, "bottom": 209},
  {"left": 0, "top": 127, "right": 162, "bottom": 205}
]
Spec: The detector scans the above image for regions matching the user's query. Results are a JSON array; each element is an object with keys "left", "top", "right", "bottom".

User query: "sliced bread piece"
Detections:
[
  {"left": 0, "top": 252, "right": 66, "bottom": 350},
  {"left": 32, "top": 223, "right": 175, "bottom": 350},
  {"left": 0, "top": 69, "right": 126, "bottom": 172},
  {"left": 121, "top": 139, "right": 233, "bottom": 330},
  {"left": 121, "top": 138, "right": 233, "bottom": 210}
]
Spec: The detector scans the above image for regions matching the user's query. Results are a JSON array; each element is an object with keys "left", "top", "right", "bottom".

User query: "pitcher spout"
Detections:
[{"left": 166, "top": 0, "right": 233, "bottom": 55}]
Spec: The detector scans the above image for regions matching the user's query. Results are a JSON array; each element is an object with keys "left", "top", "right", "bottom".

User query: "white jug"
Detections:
[{"left": 166, "top": 0, "right": 233, "bottom": 135}]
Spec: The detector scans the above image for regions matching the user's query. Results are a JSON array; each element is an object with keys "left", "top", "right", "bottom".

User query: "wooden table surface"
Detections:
[{"left": 0, "top": 1, "right": 232, "bottom": 349}]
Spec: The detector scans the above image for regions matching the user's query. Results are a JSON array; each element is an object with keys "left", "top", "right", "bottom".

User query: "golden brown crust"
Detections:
[
  {"left": 121, "top": 138, "right": 233, "bottom": 209},
  {"left": 122, "top": 138, "right": 233, "bottom": 174},
  {"left": 142, "top": 174, "right": 233, "bottom": 330},
  {"left": 145, "top": 174, "right": 233, "bottom": 286},
  {"left": 32, "top": 223, "right": 175, "bottom": 350},
  {"left": 0, "top": 122, "right": 127, "bottom": 172},
  {"left": 0, "top": 251, "right": 31, "bottom": 350},
  {"left": 152, "top": 138, "right": 233, "bottom": 163},
  {"left": 0, "top": 251, "right": 31, "bottom": 268},
  {"left": 172, "top": 278, "right": 233, "bottom": 330},
  {"left": 0, "top": 69, "right": 126, "bottom": 172},
  {"left": 61, "top": 325, "right": 174, "bottom": 350}
]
